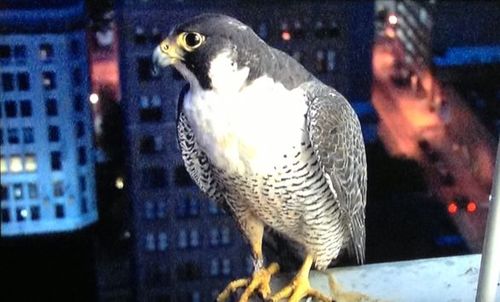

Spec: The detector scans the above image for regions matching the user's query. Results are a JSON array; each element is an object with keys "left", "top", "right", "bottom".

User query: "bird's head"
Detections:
[{"left": 153, "top": 14, "right": 266, "bottom": 92}]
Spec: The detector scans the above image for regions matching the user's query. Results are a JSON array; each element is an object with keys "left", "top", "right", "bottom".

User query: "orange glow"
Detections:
[
  {"left": 447, "top": 202, "right": 458, "bottom": 215},
  {"left": 91, "top": 60, "right": 119, "bottom": 88},
  {"left": 281, "top": 31, "right": 291, "bottom": 41},
  {"left": 466, "top": 201, "right": 477, "bottom": 213}
]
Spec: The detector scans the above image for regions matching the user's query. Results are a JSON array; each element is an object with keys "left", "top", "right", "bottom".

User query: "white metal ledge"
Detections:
[{"left": 270, "top": 254, "right": 499, "bottom": 302}]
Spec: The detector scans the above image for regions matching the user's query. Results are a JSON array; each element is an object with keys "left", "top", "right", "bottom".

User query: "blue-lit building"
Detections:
[
  {"left": 0, "top": 0, "right": 98, "bottom": 236},
  {"left": 117, "top": 1, "right": 373, "bottom": 301}
]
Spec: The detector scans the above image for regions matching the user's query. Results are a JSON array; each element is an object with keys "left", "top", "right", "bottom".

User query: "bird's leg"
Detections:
[
  {"left": 270, "top": 254, "right": 332, "bottom": 302},
  {"left": 217, "top": 213, "right": 280, "bottom": 302}
]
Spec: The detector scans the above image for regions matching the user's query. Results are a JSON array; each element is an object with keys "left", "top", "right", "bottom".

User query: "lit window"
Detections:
[
  {"left": 7, "top": 128, "right": 19, "bottom": 144},
  {"left": 208, "top": 200, "right": 219, "bottom": 215},
  {"left": 146, "top": 233, "right": 156, "bottom": 251},
  {"left": 10, "top": 155, "right": 23, "bottom": 172},
  {"left": 53, "top": 181, "right": 64, "bottom": 197},
  {"left": 176, "top": 198, "right": 188, "bottom": 218},
  {"left": 327, "top": 50, "right": 336, "bottom": 71},
  {"left": 48, "top": 125, "right": 60, "bottom": 142},
  {"left": 315, "top": 50, "right": 326, "bottom": 73},
  {"left": 210, "top": 258, "right": 220, "bottom": 276},
  {"left": 139, "top": 95, "right": 162, "bottom": 122},
  {"left": 151, "top": 95, "right": 161, "bottom": 106},
  {"left": 5, "top": 100, "right": 16, "bottom": 117},
  {"left": 222, "top": 259, "right": 231, "bottom": 276},
  {"left": 16, "top": 207, "right": 28, "bottom": 221},
  {"left": 145, "top": 201, "right": 155, "bottom": 220},
  {"left": 13, "top": 183, "right": 23, "bottom": 200},
  {"left": 30, "top": 206, "right": 40, "bottom": 220},
  {"left": 39, "top": 43, "right": 54, "bottom": 61},
  {"left": 23, "top": 127, "right": 34, "bottom": 144},
  {"left": 42, "top": 71, "right": 56, "bottom": 90},
  {"left": 258, "top": 23, "right": 269, "bottom": 39},
  {"left": 191, "top": 291, "right": 200, "bottom": 302},
  {"left": 210, "top": 228, "right": 220, "bottom": 246},
  {"left": 1, "top": 185, "right": 7, "bottom": 200},
  {"left": 46, "top": 98, "right": 58, "bottom": 116},
  {"left": 1, "top": 73, "right": 14, "bottom": 92},
  {"left": 221, "top": 226, "right": 231, "bottom": 245},
  {"left": 55, "top": 204, "right": 65, "bottom": 218},
  {"left": 178, "top": 229, "right": 188, "bottom": 249},
  {"left": 157, "top": 201, "right": 167, "bottom": 218},
  {"left": 139, "top": 95, "right": 149, "bottom": 108},
  {"left": 28, "top": 183, "right": 37, "bottom": 199},
  {"left": 158, "top": 232, "right": 168, "bottom": 251},
  {"left": 188, "top": 199, "right": 199, "bottom": 217},
  {"left": 190, "top": 229, "right": 200, "bottom": 247},
  {"left": 25, "top": 154, "right": 37, "bottom": 172},
  {"left": 1, "top": 208, "right": 10, "bottom": 223},
  {"left": 0, "top": 156, "right": 6, "bottom": 173},
  {"left": 50, "top": 151, "right": 62, "bottom": 170},
  {"left": 17, "top": 73, "right": 30, "bottom": 91}
]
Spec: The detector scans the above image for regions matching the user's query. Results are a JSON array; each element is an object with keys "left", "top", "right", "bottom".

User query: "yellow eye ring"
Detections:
[{"left": 179, "top": 32, "right": 205, "bottom": 51}]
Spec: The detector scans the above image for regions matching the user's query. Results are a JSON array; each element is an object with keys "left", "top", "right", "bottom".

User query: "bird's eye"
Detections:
[{"left": 181, "top": 32, "right": 204, "bottom": 50}]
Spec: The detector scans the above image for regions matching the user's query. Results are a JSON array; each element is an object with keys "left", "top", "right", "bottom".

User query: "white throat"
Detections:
[
  {"left": 181, "top": 53, "right": 308, "bottom": 175},
  {"left": 208, "top": 51, "right": 250, "bottom": 94}
]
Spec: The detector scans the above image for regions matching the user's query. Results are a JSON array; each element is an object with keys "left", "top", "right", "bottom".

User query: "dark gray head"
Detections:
[{"left": 153, "top": 14, "right": 312, "bottom": 92}]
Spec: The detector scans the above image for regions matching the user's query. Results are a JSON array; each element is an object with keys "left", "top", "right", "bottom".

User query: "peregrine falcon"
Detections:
[{"left": 153, "top": 14, "right": 367, "bottom": 302}]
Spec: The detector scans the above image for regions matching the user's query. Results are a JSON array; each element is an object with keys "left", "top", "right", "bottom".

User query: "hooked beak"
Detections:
[{"left": 152, "top": 37, "right": 184, "bottom": 75}]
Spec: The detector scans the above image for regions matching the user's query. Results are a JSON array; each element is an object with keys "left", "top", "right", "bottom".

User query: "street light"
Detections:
[
  {"left": 89, "top": 93, "right": 99, "bottom": 104},
  {"left": 388, "top": 14, "right": 398, "bottom": 25}
]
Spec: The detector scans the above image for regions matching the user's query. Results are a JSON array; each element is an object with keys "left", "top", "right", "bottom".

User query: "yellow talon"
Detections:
[
  {"left": 270, "top": 254, "right": 332, "bottom": 302},
  {"left": 217, "top": 262, "right": 280, "bottom": 302}
]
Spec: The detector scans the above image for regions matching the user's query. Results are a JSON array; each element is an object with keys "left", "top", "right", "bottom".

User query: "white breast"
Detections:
[{"left": 183, "top": 75, "right": 308, "bottom": 175}]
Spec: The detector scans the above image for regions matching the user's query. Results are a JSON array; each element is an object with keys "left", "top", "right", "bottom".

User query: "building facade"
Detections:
[
  {"left": 0, "top": 0, "right": 98, "bottom": 236},
  {"left": 117, "top": 1, "right": 373, "bottom": 301}
]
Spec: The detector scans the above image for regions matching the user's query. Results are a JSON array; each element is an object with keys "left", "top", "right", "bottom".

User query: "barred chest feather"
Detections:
[{"left": 183, "top": 75, "right": 309, "bottom": 177}]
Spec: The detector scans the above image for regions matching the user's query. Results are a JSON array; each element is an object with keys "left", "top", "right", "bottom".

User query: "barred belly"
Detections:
[{"left": 217, "top": 141, "right": 345, "bottom": 270}]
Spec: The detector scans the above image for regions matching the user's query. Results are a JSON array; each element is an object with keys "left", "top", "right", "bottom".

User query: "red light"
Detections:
[
  {"left": 466, "top": 201, "right": 477, "bottom": 213},
  {"left": 281, "top": 31, "right": 291, "bottom": 41},
  {"left": 447, "top": 202, "right": 458, "bottom": 215}
]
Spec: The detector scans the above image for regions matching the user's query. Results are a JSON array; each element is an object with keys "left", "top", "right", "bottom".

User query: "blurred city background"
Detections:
[{"left": 1, "top": 0, "right": 499, "bottom": 301}]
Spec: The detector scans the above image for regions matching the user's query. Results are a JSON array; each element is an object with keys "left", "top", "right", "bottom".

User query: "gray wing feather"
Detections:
[
  {"left": 177, "top": 96, "right": 225, "bottom": 206},
  {"left": 306, "top": 84, "right": 367, "bottom": 264}
]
